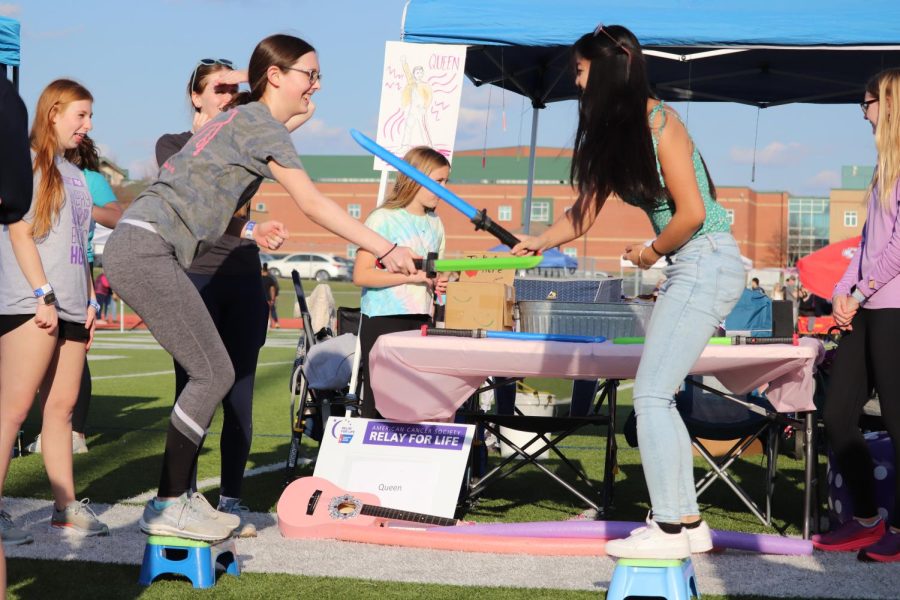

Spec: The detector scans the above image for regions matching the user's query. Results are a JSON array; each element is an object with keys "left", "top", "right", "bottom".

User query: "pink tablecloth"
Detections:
[{"left": 369, "top": 332, "right": 824, "bottom": 421}]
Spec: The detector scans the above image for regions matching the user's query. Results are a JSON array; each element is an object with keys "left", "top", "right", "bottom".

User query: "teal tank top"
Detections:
[{"left": 624, "top": 101, "right": 731, "bottom": 240}]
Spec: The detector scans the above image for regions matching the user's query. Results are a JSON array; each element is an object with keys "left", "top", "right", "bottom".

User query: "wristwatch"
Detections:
[
  {"left": 41, "top": 291, "right": 57, "bottom": 306},
  {"left": 850, "top": 287, "right": 866, "bottom": 303}
]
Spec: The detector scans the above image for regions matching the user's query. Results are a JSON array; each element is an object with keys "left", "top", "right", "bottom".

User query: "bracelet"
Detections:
[
  {"left": 650, "top": 240, "right": 665, "bottom": 257},
  {"left": 242, "top": 220, "right": 257, "bottom": 241},
  {"left": 375, "top": 243, "right": 398, "bottom": 269},
  {"left": 33, "top": 283, "right": 53, "bottom": 298},
  {"left": 638, "top": 246, "right": 649, "bottom": 269},
  {"left": 87, "top": 299, "right": 101, "bottom": 313}
]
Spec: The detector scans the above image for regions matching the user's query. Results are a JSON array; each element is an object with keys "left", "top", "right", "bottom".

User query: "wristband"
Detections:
[
  {"left": 638, "top": 246, "right": 649, "bottom": 269},
  {"left": 650, "top": 240, "right": 665, "bottom": 257},
  {"left": 242, "top": 220, "right": 257, "bottom": 241},
  {"left": 375, "top": 243, "right": 398, "bottom": 269},
  {"left": 88, "top": 299, "right": 101, "bottom": 313},
  {"left": 851, "top": 287, "right": 866, "bottom": 303},
  {"left": 33, "top": 283, "right": 53, "bottom": 298}
]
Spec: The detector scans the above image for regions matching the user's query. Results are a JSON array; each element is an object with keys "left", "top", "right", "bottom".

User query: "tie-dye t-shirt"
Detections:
[{"left": 360, "top": 207, "right": 445, "bottom": 317}]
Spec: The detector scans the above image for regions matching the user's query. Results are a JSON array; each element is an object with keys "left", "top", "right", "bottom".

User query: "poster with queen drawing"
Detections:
[{"left": 374, "top": 41, "right": 467, "bottom": 171}]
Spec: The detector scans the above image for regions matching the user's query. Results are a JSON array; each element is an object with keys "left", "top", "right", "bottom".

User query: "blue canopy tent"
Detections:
[
  {"left": 0, "top": 16, "right": 21, "bottom": 90},
  {"left": 401, "top": 0, "right": 900, "bottom": 231}
]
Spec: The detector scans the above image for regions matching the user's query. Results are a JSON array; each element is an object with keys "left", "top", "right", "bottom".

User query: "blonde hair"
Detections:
[
  {"left": 870, "top": 68, "right": 900, "bottom": 210},
  {"left": 380, "top": 147, "right": 450, "bottom": 210},
  {"left": 30, "top": 79, "right": 93, "bottom": 239}
]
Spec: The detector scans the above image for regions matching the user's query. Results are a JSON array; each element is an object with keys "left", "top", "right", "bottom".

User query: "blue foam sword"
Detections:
[{"left": 350, "top": 129, "right": 523, "bottom": 248}]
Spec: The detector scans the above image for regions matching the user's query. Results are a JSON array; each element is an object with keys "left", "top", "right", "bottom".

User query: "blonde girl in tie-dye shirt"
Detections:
[{"left": 354, "top": 146, "right": 450, "bottom": 417}]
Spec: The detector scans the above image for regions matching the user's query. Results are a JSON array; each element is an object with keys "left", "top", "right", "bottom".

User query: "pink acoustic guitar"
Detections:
[{"left": 277, "top": 476, "right": 458, "bottom": 539}]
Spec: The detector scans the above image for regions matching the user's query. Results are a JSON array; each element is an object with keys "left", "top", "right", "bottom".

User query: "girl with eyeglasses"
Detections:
[
  {"left": 0, "top": 79, "right": 110, "bottom": 546},
  {"left": 150, "top": 56, "right": 282, "bottom": 539},
  {"left": 103, "top": 34, "right": 417, "bottom": 541},
  {"left": 813, "top": 68, "right": 900, "bottom": 562},
  {"left": 512, "top": 24, "right": 744, "bottom": 559}
]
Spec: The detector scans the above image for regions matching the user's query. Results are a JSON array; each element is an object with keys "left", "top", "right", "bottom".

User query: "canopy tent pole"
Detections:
[{"left": 522, "top": 105, "right": 540, "bottom": 235}]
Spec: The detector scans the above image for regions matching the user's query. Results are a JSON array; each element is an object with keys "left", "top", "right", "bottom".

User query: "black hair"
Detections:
[
  {"left": 569, "top": 25, "right": 662, "bottom": 219},
  {"left": 64, "top": 134, "right": 101, "bottom": 171}
]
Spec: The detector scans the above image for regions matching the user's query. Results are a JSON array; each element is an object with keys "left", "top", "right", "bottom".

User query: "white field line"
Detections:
[{"left": 91, "top": 360, "right": 293, "bottom": 381}]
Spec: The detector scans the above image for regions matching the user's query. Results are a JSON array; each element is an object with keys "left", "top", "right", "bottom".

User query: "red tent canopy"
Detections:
[{"left": 796, "top": 236, "right": 861, "bottom": 299}]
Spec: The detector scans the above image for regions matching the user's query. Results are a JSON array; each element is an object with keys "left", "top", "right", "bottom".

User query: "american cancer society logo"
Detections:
[{"left": 330, "top": 419, "right": 356, "bottom": 444}]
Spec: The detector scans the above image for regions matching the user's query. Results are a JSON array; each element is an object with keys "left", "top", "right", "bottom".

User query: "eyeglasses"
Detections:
[
  {"left": 593, "top": 24, "right": 632, "bottom": 77},
  {"left": 190, "top": 58, "right": 234, "bottom": 93},
  {"left": 860, "top": 98, "right": 878, "bottom": 115},
  {"left": 283, "top": 66, "right": 321, "bottom": 85}
]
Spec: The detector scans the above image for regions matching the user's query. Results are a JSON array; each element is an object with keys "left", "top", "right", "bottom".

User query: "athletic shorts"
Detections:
[{"left": 0, "top": 314, "right": 90, "bottom": 342}]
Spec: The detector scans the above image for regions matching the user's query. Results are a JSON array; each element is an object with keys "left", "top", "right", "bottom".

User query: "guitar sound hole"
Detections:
[{"left": 337, "top": 502, "right": 356, "bottom": 515}]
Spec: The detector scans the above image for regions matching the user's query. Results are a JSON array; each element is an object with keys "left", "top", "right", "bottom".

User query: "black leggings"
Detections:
[
  {"left": 359, "top": 313, "right": 431, "bottom": 418},
  {"left": 173, "top": 270, "right": 268, "bottom": 498},
  {"left": 823, "top": 307, "right": 900, "bottom": 527}
]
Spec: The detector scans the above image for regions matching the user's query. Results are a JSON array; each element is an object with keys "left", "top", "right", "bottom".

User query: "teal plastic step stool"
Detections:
[
  {"left": 138, "top": 535, "right": 240, "bottom": 588},
  {"left": 607, "top": 558, "right": 699, "bottom": 600}
]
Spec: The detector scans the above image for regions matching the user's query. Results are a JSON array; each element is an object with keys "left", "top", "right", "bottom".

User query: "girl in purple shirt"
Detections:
[{"left": 813, "top": 68, "right": 900, "bottom": 562}]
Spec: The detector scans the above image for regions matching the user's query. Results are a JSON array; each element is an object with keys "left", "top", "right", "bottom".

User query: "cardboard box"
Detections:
[
  {"left": 457, "top": 253, "right": 516, "bottom": 285},
  {"left": 445, "top": 282, "right": 515, "bottom": 330}
]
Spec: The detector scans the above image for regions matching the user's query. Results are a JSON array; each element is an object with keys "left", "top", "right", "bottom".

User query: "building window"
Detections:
[
  {"left": 498, "top": 205, "right": 512, "bottom": 222},
  {"left": 530, "top": 200, "right": 551, "bottom": 223},
  {"left": 255, "top": 202, "right": 267, "bottom": 212},
  {"left": 725, "top": 209, "right": 735, "bottom": 225},
  {"left": 348, "top": 204, "right": 361, "bottom": 219},
  {"left": 843, "top": 211, "right": 858, "bottom": 228},
  {"left": 347, "top": 245, "right": 358, "bottom": 258}
]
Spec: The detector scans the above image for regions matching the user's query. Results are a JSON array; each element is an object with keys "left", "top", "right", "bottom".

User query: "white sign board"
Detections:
[
  {"left": 314, "top": 417, "right": 475, "bottom": 519},
  {"left": 373, "top": 41, "right": 467, "bottom": 170}
]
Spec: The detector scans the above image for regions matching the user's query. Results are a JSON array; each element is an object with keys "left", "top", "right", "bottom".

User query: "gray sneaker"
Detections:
[
  {"left": 190, "top": 492, "right": 240, "bottom": 530},
  {"left": 139, "top": 494, "right": 233, "bottom": 541},
  {"left": 217, "top": 497, "right": 257, "bottom": 538},
  {"left": 0, "top": 509, "right": 34, "bottom": 546},
  {"left": 51, "top": 499, "right": 109, "bottom": 537}
]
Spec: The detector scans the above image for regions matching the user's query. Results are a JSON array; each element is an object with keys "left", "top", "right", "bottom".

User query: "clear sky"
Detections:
[{"left": 5, "top": 0, "right": 879, "bottom": 195}]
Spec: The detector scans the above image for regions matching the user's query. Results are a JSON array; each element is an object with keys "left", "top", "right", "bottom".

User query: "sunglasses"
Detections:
[
  {"left": 593, "top": 24, "right": 632, "bottom": 79},
  {"left": 190, "top": 58, "right": 234, "bottom": 93},
  {"left": 860, "top": 98, "right": 878, "bottom": 115},
  {"left": 283, "top": 66, "right": 322, "bottom": 85}
]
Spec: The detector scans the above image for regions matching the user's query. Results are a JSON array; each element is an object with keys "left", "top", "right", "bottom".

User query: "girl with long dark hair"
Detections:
[{"left": 513, "top": 25, "right": 744, "bottom": 559}]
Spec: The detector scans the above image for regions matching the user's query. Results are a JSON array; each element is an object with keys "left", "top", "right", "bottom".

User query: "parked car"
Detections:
[{"left": 266, "top": 253, "right": 351, "bottom": 281}]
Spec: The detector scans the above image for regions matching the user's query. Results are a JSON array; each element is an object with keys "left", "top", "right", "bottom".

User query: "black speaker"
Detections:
[{"left": 771, "top": 300, "right": 794, "bottom": 336}]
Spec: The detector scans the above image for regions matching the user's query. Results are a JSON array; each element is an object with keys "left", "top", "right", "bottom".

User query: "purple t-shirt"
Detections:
[{"left": 835, "top": 179, "right": 900, "bottom": 309}]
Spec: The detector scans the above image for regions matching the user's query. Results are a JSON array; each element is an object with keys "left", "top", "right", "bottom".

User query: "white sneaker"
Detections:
[
  {"left": 684, "top": 520, "right": 713, "bottom": 553},
  {"left": 189, "top": 492, "right": 241, "bottom": 530},
  {"left": 605, "top": 519, "right": 691, "bottom": 559},
  {"left": 139, "top": 494, "right": 234, "bottom": 541},
  {"left": 25, "top": 432, "right": 88, "bottom": 455}
]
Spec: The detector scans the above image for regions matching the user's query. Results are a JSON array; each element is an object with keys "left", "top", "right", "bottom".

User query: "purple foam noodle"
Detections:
[{"left": 426, "top": 520, "right": 813, "bottom": 555}]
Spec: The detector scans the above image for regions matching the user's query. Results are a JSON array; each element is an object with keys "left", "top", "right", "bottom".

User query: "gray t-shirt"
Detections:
[
  {"left": 0, "top": 155, "right": 91, "bottom": 322},
  {"left": 125, "top": 101, "right": 304, "bottom": 268}
]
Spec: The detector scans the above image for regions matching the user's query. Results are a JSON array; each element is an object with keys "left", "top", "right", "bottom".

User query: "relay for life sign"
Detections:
[{"left": 314, "top": 417, "right": 475, "bottom": 518}]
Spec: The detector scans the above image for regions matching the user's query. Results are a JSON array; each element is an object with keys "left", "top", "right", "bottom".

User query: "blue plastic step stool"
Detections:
[
  {"left": 607, "top": 558, "right": 699, "bottom": 600},
  {"left": 138, "top": 535, "right": 240, "bottom": 588}
]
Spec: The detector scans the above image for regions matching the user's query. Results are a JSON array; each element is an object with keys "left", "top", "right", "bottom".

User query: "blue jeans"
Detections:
[{"left": 633, "top": 232, "right": 745, "bottom": 523}]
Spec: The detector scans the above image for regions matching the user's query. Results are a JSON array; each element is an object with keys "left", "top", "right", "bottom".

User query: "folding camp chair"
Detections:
[
  {"left": 459, "top": 377, "right": 619, "bottom": 518},
  {"left": 679, "top": 377, "right": 786, "bottom": 527},
  {"left": 282, "top": 270, "right": 362, "bottom": 486}
]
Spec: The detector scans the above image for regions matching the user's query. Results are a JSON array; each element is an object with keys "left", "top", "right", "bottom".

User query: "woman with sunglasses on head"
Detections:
[
  {"left": 512, "top": 25, "right": 744, "bottom": 559},
  {"left": 153, "top": 57, "right": 267, "bottom": 538},
  {"left": 813, "top": 68, "right": 900, "bottom": 562},
  {"left": 103, "top": 34, "right": 417, "bottom": 541},
  {"left": 0, "top": 79, "right": 110, "bottom": 546}
]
